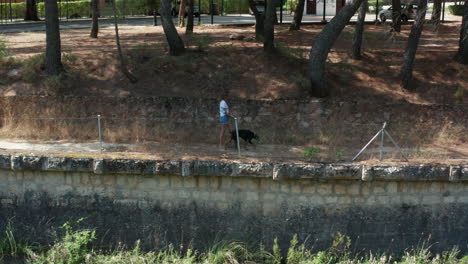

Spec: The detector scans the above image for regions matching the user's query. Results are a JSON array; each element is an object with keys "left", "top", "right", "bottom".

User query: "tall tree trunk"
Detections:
[
  {"left": 25, "top": 0, "right": 39, "bottom": 21},
  {"left": 431, "top": 0, "right": 442, "bottom": 25},
  {"left": 352, "top": 0, "right": 367, "bottom": 59},
  {"left": 112, "top": 0, "right": 138, "bottom": 83},
  {"left": 178, "top": 0, "right": 187, "bottom": 27},
  {"left": 247, "top": 0, "right": 265, "bottom": 41},
  {"left": 400, "top": 0, "right": 427, "bottom": 89},
  {"left": 45, "top": 0, "right": 62, "bottom": 76},
  {"left": 308, "top": 0, "right": 364, "bottom": 97},
  {"left": 289, "top": 0, "right": 305, "bottom": 30},
  {"left": 186, "top": 0, "right": 194, "bottom": 34},
  {"left": 455, "top": 0, "right": 468, "bottom": 64},
  {"left": 264, "top": 0, "right": 276, "bottom": 52},
  {"left": 391, "top": 0, "right": 401, "bottom": 32},
  {"left": 161, "top": 0, "right": 185, "bottom": 55},
  {"left": 90, "top": 0, "right": 99, "bottom": 38}
]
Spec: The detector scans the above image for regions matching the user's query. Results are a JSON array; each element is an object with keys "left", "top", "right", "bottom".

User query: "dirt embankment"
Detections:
[{"left": 0, "top": 23, "right": 466, "bottom": 162}]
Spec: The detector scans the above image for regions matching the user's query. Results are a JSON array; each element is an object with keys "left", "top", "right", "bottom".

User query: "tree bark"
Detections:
[
  {"left": 289, "top": 0, "right": 305, "bottom": 30},
  {"left": 161, "top": 0, "right": 185, "bottom": 55},
  {"left": 186, "top": 0, "right": 194, "bottom": 34},
  {"left": 352, "top": 0, "right": 367, "bottom": 59},
  {"left": 112, "top": 0, "right": 138, "bottom": 83},
  {"left": 391, "top": 0, "right": 401, "bottom": 32},
  {"left": 455, "top": 0, "right": 468, "bottom": 64},
  {"left": 25, "top": 0, "right": 39, "bottom": 21},
  {"left": 247, "top": 0, "right": 265, "bottom": 41},
  {"left": 431, "top": 0, "right": 442, "bottom": 25},
  {"left": 178, "top": 0, "right": 187, "bottom": 27},
  {"left": 400, "top": 0, "right": 427, "bottom": 89},
  {"left": 90, "top": 0, "right": 99, "bottom": 38},
  {"left": 264, "top": 0, "right": 276, "bottom": 52},
  {"left": 308, "top": 0, "right": 364, "bottom": 97},
  {"left": 45, "top": 0, "right": 63, "bottom": 76}
]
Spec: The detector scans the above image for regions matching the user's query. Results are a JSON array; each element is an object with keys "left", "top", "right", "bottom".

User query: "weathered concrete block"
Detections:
[
  {"left": 69, "top": 158, "right": 94, "bottom": 172},
  {"left": 181, "top": 162, "right": 193, "bottom": 177},
  {"left": 45, "top": 157, "right": 93, "bottom": 172},
  {"left": 0, "top": 155, "right": 11, "bottom": 169},
  {"left": 155, "top": 160, "right": 181, "bottom": 175},
  {"left": 454, "top": 165, "right": 468, "bottom": 181},
  {"left": 324, "top": 164, "right": 361, "bottom": 180},
  {"left": 45, "top": 157, "right": 69, "bottom": 171},
  {"left": 367, "top": 165, "right": 450, "bottom": 181},
  {"left": 273, "top": 163, "right": 324, "bottom": 180},
  {"left": 193, "top": 161, "right": 233, "bottom": 176},
  {"left": 233, "top": 162, "right": 273, "bottom": 178},
  {"left": 11, "top": 155, "right": 46, "bottom": 171},
  {"left": 94, "top": 159, "right": 104, "bottom": 174},
  {"left": 103, "top": 159, "right": 157, "bottom": 174}
]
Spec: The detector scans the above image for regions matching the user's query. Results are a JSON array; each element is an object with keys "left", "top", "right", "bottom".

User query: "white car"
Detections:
[{"left": 378, "top": 4, "right": 418, "bottom": 22}]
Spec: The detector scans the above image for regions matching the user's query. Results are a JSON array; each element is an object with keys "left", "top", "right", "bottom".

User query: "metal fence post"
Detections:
[
  {"left": 234, "top": 117, "right": 241, "bottom": 156},
  {"left": 280, "top": 0, "right": 283, "bottom": 24},
  {"left": 380, "top": 125, "right": 384, "bottom": 160},
  {"left": 322, "top": 0, "right": 326, "bottom": 23},
  {"left": 97, "top": 114, "right": 102, "bottom": 152}
]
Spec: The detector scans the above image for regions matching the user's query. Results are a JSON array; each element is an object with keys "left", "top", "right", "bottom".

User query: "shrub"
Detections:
[
  {"left": 115, "top": 0, "right": 160, "bottom": 16},
  {"left": 0, "top": 36, "right": 8, "bottom": 60},
  {"left": 270, "top": 238, "right": 282, "bottom": 264},
  {"left": 21, "top": 54, "right": 46, "bottom": 81},
  {"left": 448, "top": 5, "right": 465, "bottom": 16},
  {"left": 31, "top": 220, "right": 96, "bottom": 264},
  {"left": 286, "top": 234, "right": 312, "bottom": 264},
  {"left": 0, "top": 2, "right": 26, "bottom": 20},
  {"left": 303, "top": 147, "right": 320, "bottom": 158},
  {"left": 0, "top": 222, "right": 31, "bottom": 258},
  {"left": 36, "top": 0, "right": 91, "bottom": 19}
]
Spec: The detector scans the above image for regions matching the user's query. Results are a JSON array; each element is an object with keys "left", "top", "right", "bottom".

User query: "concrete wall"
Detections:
[{"left": 0, "top": 154, "right": 467, "bottom": 253}]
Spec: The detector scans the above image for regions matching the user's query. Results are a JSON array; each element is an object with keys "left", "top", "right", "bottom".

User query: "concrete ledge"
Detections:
[
  {"left": 366, "top": 165, "right": 451, "bottom": 181},
  {"left": 0, "top": 154, "right": 466, "bottom": 181}
]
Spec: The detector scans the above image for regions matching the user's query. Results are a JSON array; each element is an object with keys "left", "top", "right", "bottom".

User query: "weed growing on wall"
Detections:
[
  {"left": 0, "top": 223, "right": 467, "bottom": 263},
  {"left": 30, "top": 219, "right": 96, "bottom": 264},
  {"left": 0, "top": 221, "right": 31, "bottom": 258}
]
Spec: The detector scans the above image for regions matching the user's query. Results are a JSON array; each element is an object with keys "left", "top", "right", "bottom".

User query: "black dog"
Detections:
[{"left": 229, "top": 129, "right": 259, "bottom": 146}]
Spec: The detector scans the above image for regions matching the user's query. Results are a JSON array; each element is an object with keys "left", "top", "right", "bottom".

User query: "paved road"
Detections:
[{"left": 1, "top": 13, "right": 460, "bottom": 33}]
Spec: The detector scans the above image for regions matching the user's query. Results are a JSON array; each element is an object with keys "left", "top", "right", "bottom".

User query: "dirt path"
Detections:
[{"left": 0, "top": 139, "right": 466, "bottom": 164}]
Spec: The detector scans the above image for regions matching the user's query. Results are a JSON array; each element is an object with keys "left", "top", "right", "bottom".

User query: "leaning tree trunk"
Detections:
[
  {"left": 352, "top": 0, "right": 367, "bottom": 59},
  {"left": 391, "top": 0, "right": 401, "bottom": 32},
  {"left": 431, "top": 0, "right": 442, "bottom": 25},
  {"left": 186, "top": 0, "right": 194, "bottom": 34},
  {"left": 161, "top": 0, "right": 185, "bottom": 55},
  {"left": 90, "top": 0, "right": 99, "bottom": 38},
  {"left": 400, "top": 0, "right": 427, "bottom": 89},
  {"left": 178, "top": 0, "right": 187, "bottom": 27},
  {"left": 264, "top": 0, "right": 276, "bottom": 52},
  {"left": 455, "top": 0, "right": 468, "bottom": 64},
  {"left": 45, "top": 0, "right": 63, "bottom": 76},
  {"left": 248, "top": 0, "right": 265, "bottom": 41},
  {"left": 308, "top": 0, "right": 364, "bottom": 97},
  {"left": 25, "top": 0, "right": 39, "bottom": 21},
  {"left": 112, "top": 0, "right": 138, "bottom": 83},
  {"left": 289, "top": 0, "right": 305, "bottom": 30}
]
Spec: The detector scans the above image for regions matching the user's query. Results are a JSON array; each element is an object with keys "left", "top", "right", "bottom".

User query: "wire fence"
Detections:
[
  {"left": 0, "top": 113, "right": 435, "bottom": 162},
  {"left": 0, "top": 0, "right": 254, "bottom": 23},
  {"left": 0, "top": 0, "right": 301, "bottom": 25}
]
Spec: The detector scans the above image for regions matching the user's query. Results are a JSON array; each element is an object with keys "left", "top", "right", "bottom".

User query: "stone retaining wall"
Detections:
[{"left": 0, "top": 154, "right": 467, "bottom": 254}]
